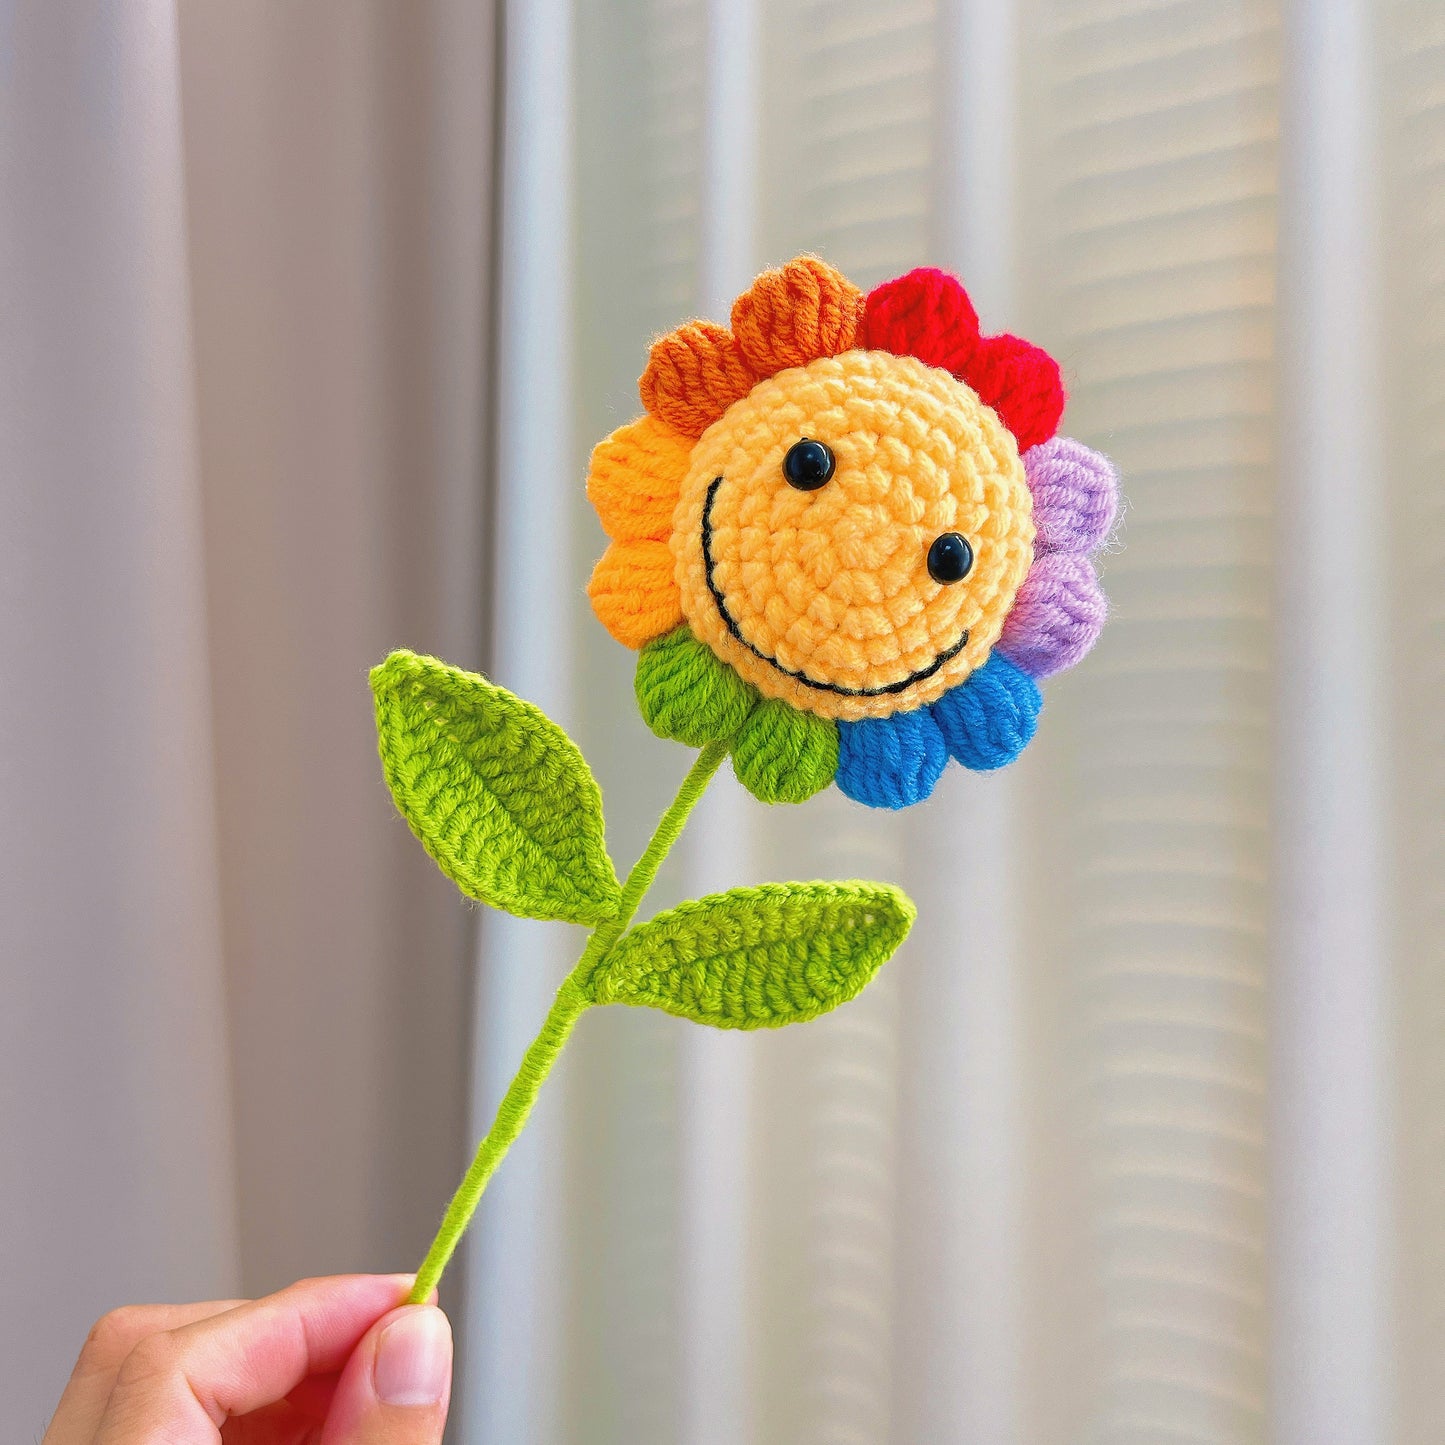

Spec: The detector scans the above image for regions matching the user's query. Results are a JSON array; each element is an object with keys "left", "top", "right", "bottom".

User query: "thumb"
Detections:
[{"left": 319, "top": 1304, "right": 452, "bottom": 1444}]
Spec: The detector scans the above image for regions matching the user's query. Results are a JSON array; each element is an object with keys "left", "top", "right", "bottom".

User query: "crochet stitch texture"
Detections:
[
  {"left": 371, "top": 650, "right": 621, "bottom": 923},
  {"left": 673, "top": 350, "right": 1034, "bottom": 719},
  {"left": 588, "top": 254, "right": 1118, "bottom": 809},
  {"left": 372, "top": 254, "right": 1119, "bottom": 1309},
  {"left": 592, "top": 880, "right": 914, "bottom": 1026}
]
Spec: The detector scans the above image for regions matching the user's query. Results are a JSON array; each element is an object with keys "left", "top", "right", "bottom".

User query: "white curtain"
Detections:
[
  {"left": 465, "top": 1, "right": 1443, "bottom": 1443},
  {"left": 2, "top": 3, "right": 493, "bottom": 1435}
]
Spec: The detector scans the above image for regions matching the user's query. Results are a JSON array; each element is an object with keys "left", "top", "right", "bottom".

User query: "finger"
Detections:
[
  {"left": 214, "top": 1371, "right": 345, "bottom": 1445},
  {"left": 92, "top": 1274, "right": 414, "bottom": 1442},
  {"left": 42, "top": 1300, "right": 247, "bottom": 1445},
  {"left": 284, "top": 1369, "right": 343, "bottom": 1420},
  {"left": 318, "top": 1305, "right": 452, "bottom": 1445},
  {"left": 215, "top": 1400, "right": 318, "bottom": 1445}
]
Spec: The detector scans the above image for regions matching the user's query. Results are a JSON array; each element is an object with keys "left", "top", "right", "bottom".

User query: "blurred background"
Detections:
[{"left": 3, "top": 1, "right": 1441, "bottom": 1441}]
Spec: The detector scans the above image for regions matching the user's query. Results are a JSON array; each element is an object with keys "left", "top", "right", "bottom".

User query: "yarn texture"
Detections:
[
  {"left": 731, "top": 698, "right": 838, "bottom": 803},
  {"left": 586, "top": 253, "right": 1119, "bottom": 807},
  {"left": 385, "top": 727, "right": 917, "bottom": 1304},
  {"left": 635, "top": 625, "right": 756, "bottom": 746},
  {"left": 376, "top": 253, "right": 1118, "bottom": 1308},
  {"left": 930, "top": 654, "right": 1041, "bottom": 772},
  {"left": 672, "top": 349, "right": 1034, "bottom": 720},
  {"left": 836, "top": 707, "right": 949, "bottom": 809},
  {"left": 592, "top": 881, "right": 914, "bottom": 1027},
  {"left": 371, "top": 651, "right": 620, "bottom": 924}
]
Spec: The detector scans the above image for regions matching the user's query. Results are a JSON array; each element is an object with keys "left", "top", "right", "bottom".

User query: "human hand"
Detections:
[{"left": 42, "top": 1274, "right": 452, "bottom": 1444}]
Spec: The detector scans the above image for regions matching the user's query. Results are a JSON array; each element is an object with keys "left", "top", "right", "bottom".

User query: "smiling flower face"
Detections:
[
  {"left": 674, "top": 350, "right": 1034, "bottom": 720},
  {"left": 588, "top": 257, "right": 1117, "bottom": 809}
]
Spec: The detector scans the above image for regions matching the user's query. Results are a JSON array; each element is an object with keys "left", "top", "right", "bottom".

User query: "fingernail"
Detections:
[{"left": 374, "top": 1307, "right": 452, "bottom": 1406}]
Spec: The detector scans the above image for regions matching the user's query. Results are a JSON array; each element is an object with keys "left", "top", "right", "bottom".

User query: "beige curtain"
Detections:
[{"left": 1, "top": 3, "right": 495, "bottom": 1434}]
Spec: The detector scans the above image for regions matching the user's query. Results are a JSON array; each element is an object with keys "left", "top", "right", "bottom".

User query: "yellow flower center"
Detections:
[{"left": 671, "top": 351, "right": 1035, "bottom": 722}]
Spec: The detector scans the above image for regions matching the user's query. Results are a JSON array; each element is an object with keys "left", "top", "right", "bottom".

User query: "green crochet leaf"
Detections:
[
  {"left": 588, "top": 881, "right": 914, "bottom": 1028},
  {"left": 371, "top": 650, "right": 622, "bottom": 924}
]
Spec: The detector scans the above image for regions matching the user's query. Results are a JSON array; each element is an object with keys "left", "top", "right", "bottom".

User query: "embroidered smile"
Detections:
[{"left": 699, "top": 476, "right": 970, "bottom": 698}]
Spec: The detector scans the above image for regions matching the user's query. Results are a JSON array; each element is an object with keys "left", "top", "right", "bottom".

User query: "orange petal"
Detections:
[
  {"left": 587, "top": 539, "right": 684, "bottom": 649},
  {"left": 640, "top": 321, "right": 756, "bottom": 437},
  {"left": 729, "top": 256, "right": 865, "bottom": 376},
  {"left": 586, "top": 414, "right": 691, "bottom": 542}
]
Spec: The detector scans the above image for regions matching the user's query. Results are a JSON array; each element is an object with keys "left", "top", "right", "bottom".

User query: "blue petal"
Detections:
[
  {"left": 836, "top": 707, "right": 948, "bottom": 809},
  {"left": 930, "top": 653, "right": 1041, "bottom": 771}
]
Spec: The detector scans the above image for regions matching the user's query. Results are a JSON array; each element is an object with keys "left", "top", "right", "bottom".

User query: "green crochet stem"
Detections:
[{"left": 406, "top": 738, "right": 730, "bottom": 1304}]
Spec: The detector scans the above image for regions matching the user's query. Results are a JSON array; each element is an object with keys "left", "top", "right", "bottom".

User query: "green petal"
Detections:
[
  {"left": 636, "top": 626, "right": 756, "bottom": 747},
  {"left": 731, "top": 698, "right": 838, "bottom": 803}
]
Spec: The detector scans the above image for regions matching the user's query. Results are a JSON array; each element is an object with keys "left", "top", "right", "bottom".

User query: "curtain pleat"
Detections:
[
  {"left": 1386, "top": 4, "right": 1445, "bottom": 1443},
  {"left": 1, "top": 9, "right": 240, "bottom": 1430},
  {"left": 1271, "top": 3, "right": 1392, "bottom": 1441},
  {"left": 458, "top": 1, "right": 578, "bottom": 1440}
]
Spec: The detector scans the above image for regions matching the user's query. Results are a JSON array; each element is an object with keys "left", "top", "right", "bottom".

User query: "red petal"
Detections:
[
  {"left": 963, "top": 335, "right": 1064, "bottom": 451},
  {"left": 861, "top": 268, "right": 981, "bottom": 373}
]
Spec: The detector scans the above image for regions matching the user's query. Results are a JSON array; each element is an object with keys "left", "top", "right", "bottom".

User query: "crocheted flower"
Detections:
[{"left": 587, "top": 257, "right": 1117, "bottom": 809}]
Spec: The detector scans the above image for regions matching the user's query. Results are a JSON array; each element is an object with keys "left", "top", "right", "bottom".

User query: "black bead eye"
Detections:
[
  {"left": 783, "top": 438, "right": 835, "bottom": 491},
  {"left": 928, "top": 532, "right": 974, "bottom": 584}
]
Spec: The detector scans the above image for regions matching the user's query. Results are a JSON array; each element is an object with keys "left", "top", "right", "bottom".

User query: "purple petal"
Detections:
[
  {"left": 999, "top": 553, "right": 1107, "bottom": 679},
  {"left": 1023, "top": 436, "right": 1119, "bottom": 554}
]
